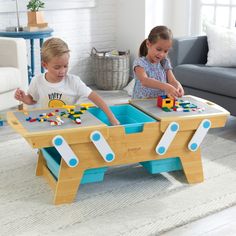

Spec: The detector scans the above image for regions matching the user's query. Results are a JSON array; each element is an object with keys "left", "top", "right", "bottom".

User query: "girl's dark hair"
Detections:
[{"left": 139, "top": 25, "right": 173, "bottom": 57}]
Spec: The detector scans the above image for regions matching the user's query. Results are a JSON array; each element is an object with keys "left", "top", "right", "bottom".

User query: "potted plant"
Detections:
[{"left": 26, "top": 0, "right": 47, "bottom": 27}]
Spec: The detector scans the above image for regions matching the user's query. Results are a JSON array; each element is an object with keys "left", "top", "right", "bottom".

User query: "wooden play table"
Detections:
[{"left": 7, "top": 95, "right": 229, "bottom": 204}]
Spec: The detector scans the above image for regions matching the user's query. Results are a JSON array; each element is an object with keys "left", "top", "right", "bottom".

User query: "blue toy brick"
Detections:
[
  {"left": 41, "top": 147, "right": 107, "bottom": 184},
  {"left": 189, "top": 104, "right": 198, "bottom": 108},
  {"left": 140, "top": 157, "right": 182, "bottom": 174},
  {"left": 0, "top": 119, "right": 3, "bottom": 126},
  {"left": 179, "top": 101, "right": 190, "bottom": 106},
  {"left": 88, "top": 104, "right": 157, "bottom": 134}
]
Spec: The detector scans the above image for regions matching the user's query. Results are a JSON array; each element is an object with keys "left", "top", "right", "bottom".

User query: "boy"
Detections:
[{"left": 15, "top": 37, "right": 119, "bottom": 125}]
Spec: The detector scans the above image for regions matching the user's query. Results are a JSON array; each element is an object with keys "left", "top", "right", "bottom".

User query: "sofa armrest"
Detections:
[
  {"left": 0, "top": 37, "right": 28, "bottom": 91},
  {"left": 169, "top": 35, "right": 208, "bottom": 68}
]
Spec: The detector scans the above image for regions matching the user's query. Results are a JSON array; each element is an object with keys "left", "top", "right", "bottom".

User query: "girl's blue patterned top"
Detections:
[{"left": 132, "top": 57, "right": 172, "bottom": 99}]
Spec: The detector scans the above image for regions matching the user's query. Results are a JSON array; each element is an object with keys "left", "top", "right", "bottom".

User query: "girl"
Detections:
[{"left": 132, "top": 25, "right": 184, "bottom": 99}]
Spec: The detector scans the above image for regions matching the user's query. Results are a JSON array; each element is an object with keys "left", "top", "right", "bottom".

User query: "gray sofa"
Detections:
[{"left": 169, "top": 36, "right": 236, "bottom": 116}]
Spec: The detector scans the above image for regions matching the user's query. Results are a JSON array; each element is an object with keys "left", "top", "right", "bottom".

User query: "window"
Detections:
[{"left": 191, "top": 0, "right": 236, "bottom": 35}]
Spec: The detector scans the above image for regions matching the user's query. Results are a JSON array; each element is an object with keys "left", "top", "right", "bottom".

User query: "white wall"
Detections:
[
  {"left": 145, "top": 0, "right": 191, "bottom": 37},
  {"left": 0, "top": 0, "right": 117, "bottom": 85},
  {"left": 116, "top": 0, "right": 145, "bottom": 69},
  {"left": 171, "top": 0, "right": 191, "bottom": 37},
  {"left": 0, "top": 0, "right": 190, "bottom": 85},
  {"left": 145, "top": 0, "right": 173, "bottom": 35}
]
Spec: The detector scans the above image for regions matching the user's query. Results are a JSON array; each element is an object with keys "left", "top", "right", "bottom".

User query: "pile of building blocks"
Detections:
[
  {"left": 24, "top": 103, "right": 94, "bottom": 126},
  {"left": 157, "top": 95, "right": 205, "bottom": 112}
]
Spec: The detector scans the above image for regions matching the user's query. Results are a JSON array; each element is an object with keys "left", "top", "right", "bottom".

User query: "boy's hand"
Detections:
[
  {"left": 14, "top": 88, "right": 26, "bottom": 102},
  {"left": 109, "top": 117, "right": 120, "bottom": 126}
]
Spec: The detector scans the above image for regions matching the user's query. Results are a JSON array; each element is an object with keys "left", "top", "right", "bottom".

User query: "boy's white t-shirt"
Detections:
[{"left": 28, "top": 73, "right": 92, "bottom": 108}]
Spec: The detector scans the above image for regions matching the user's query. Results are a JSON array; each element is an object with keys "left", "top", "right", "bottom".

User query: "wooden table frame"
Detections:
[{"left": 7, "top": 96, "right": 229, "bottom": 204}]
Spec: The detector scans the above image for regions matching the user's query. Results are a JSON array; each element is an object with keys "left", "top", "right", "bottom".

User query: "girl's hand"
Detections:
[
  {"left": 164, "top": 83, "right": 182, "bottom": 99},
  {"left": 166, "top": 70, "right": 184, "bottom": 97},
  {"left": 176, "top": 84, "right": 185, "bottom": 97}
]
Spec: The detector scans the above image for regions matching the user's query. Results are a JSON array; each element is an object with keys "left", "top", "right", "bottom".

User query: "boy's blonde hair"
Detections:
[{"left": 41, "top": 37, "right": 70, "bottom": 63}]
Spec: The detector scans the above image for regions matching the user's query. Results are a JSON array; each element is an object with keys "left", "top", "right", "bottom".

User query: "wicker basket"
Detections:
[{"left": 91, "top": 48, "right": 130, "bottom": 90}]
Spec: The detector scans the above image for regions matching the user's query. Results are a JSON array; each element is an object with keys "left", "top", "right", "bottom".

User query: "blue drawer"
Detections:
[
  {"left": 41, "top": 147, "right": 107, "bottom": 184},
  {"left": 140, "top": 157, "right": 182, "bottom": 174}
]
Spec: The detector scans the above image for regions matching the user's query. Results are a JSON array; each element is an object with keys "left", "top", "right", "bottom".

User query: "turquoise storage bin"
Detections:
[
  {"left": 88, "top": 104, "right": 181, "bottom": 175},
  {"left": 88, "top": 104, "right": 156, "bottom": 134},
  {"left": 140, "top": 157, "right": 182, "bottom": 174},
  {"left": 41, "top": 147, "right": 107, "bottom": 184}
]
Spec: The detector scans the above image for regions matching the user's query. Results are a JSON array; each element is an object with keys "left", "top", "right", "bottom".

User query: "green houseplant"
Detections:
[
  {"left": 26, "top": 0, "right": 47, "bottom": 27},
  {"left": 27, "top": 0, "right": 45, "bottom": 11}
]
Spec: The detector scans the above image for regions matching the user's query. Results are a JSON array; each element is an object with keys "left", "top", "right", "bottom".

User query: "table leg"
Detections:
[
  {"left": 180, "top": 149, "right": 204, "bottom": 183},
  {"left": 53, "top": 160, "right": 83, "bottom": 205},
  {"left": 36, "top": 149, "right": 45, "bottom": 176},
  {"left": 27, "top": 65, "right": 32, "bottom": 84},
  {"left": 30, "top": 38, "right": 35, "bottom": 77},
  {"left": 40, "top": 38, "right": 44, "bottom": 73}
]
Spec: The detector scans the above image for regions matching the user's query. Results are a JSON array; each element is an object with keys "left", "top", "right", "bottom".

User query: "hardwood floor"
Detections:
[
  {"left": 1, "top": 90, "right": 236, "bottom": 235},
  {"left": 162, "top": 205, "right": 236, "bottom": 236}
]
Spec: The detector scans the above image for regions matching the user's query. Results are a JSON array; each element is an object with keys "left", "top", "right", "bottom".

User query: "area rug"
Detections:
[{"left": 1, "top": 134, "right": 236, "bottom": 236}]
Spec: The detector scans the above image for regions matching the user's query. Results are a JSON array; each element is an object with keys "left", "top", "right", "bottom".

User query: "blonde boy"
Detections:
[{"left": 15, "top": 37, "right": 119, "bottom": 125}]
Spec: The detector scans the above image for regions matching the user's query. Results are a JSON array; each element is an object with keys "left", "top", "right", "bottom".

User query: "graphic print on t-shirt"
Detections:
[{"left": 48, "top": 92, "right": 66, "bottom": 108}]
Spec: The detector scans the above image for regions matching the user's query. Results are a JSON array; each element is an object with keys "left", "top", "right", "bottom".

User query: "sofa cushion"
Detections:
[
  {"left": 174, "top": 64, "right": 236, "bottom": 98},
  {"left": 206, "top": 24, "right": 236, "bottom": 67},
  {"left": 0, "top": 67, "right": 21, "bottom": 94}
]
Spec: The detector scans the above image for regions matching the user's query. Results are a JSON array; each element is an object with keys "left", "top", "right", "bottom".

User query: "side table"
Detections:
[{"left": 0, "top": 29, "right": 53, "bottom": 83}]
